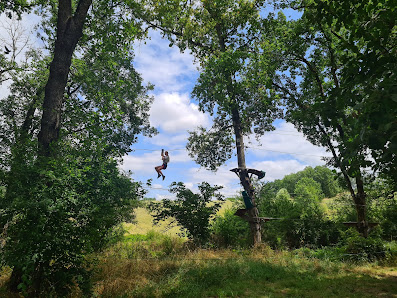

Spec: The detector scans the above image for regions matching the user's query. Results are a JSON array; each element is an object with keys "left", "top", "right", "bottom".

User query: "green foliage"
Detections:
[
  {"left": 0, "top": 0, "right": 29, "bottom": 15},
  {"left": 326, "top": 192, "right": 357, "bottom": 223},
  {"left": 364, "top": 180, "right": 397, "bottom": 241},
  {"left": 211, "top": 208, "right": 250, "bottom": 248},
  {"left": 339, "top": 229, "right": 388, "bottom": 262},
  {"left": 187, "top": 125, "right": 234, "bottom": 171},
  {"left": 1, "top": 145, "right": 142, "bottom": 296},
  {"left": 295, "top": 177, "right": 324, "bottom": 202},
  {"left": 259, "top": 182, "right": 340, "bottom": 248},
  {"left": 148, "top": 182, "right": 224, "bottom": 246},
  {"left": 280, "top": 166, "right": 342, "bottom": 198},
  {"left": 264, "top": 0, "right": 396, "bottom": 190},
  {"left": 0, "top": 0, "right": 156, "bottom": 295},
  {"left": 258, "top": 166, "right": 342, "bottom": 204},
  {"left": 326, "top": 179, "right": 397, "bottom": 241},
  {"left": 302, "top": 0, "right": 397, "bottom": 186}
]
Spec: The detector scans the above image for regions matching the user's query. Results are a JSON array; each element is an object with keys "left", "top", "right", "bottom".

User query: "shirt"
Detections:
[{"left": 163, "top": 155, "right": 170, "bottom": 164}]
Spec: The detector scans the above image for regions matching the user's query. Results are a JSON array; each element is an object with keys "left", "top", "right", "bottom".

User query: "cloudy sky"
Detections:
[
  {"left": 0, "top": 8, "right": 332, "bottom": 200},
  {"left": 126, "top": 30, "right": 332, "bottom": 199}
]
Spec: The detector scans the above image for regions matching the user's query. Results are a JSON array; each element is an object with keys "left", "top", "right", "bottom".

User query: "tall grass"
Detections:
[{"left": 91, "top": 232, "right": 397, "bottom": 298}]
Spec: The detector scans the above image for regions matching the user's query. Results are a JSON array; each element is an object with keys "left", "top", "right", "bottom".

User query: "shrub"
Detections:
[
  {"left": 258, "top": 186, "right": 339, "bottom": 249},
  {"left": 339, "top": 229, "right": 388, "bottom": 262},
  {"left": 1, "top": 154, "right": 141, "bottom": 296},
  {"left": 148, "top": 182, "right": 224, "bottom": 246},
  {"left": 210, "top": 208, "right": 250, "bottom": 248}
]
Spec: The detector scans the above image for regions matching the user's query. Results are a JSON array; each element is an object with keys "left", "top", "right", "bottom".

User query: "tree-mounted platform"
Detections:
[
  {"left": 230, "top": 168, "right": 266, "bottom": 180},
  {"left": 234, "top": 208, "right": 281, "bottom": 223}
]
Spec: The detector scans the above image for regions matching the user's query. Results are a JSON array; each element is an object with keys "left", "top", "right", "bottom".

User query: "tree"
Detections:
[
  {"left": 37, "top": 0, "right": 93, "bottom": 157},
  {"left": 258, "top": 4, "right": 395, "bottom": 236},
  {"left": 1, "top": 0, "right": 155, "bottom": 294},
  {"left": 301, "top": 0, "right": 397, "bottom": 187},
  {"left": 0, "top": 0, "right": 29, "bottom": 17},
  {"left": 2, "top": 155, "right": 144, "bottom": 295},
  {"left": 135, "top": 0, "right": 282, "bottom": 245},
  {"left": 148, "top": 182, "right": 224, "bottom": 245},
  {"left": 0, "top": 17, "right": 33, "bottom": 83},
  {"left": 280, "top": 166, "right": 341, "bottom": 198}
]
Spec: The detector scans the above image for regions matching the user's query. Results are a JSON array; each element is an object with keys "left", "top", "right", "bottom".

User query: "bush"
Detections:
[
  {"left": 259, "top": 186, "right": 340, "bottom": 249},
  {"left": 339, "top": 229, "right": 388, "bottom": 262},
  {"left": 1, "top": 153, "right": 141, "bottom": 296},
  {"left": 210, "top": 208, "right": 250, "bottom": 248},
  {"left": 148, "top": 182, "right": 224, "bottom": 246}
]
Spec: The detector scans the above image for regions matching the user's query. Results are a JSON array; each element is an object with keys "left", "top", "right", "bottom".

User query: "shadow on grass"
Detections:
[{"left": 126, "top": 258, "right": 397, "bottom": 298}]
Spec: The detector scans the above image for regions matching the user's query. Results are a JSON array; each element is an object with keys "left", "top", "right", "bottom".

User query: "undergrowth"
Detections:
[
  {"left": 91, "top": 232, "right": 397, "bottom": 298},
  {"left": 1, "top": 231, "right": 396, "bottom": 297}
]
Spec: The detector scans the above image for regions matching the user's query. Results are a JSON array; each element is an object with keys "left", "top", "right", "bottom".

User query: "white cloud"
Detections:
[
  {"left": 248, "top": 121, "right": 331, "bottom": 166},
  {"left": 134, "top": 30, "right": 198, "bottom": 93},
  {"left": 249, "top": 159, "right": 306, "bottom": 181},
  {"left": 121, "top": 149, "right": 192, "bottom": 175},
  {"left": 183, "top": 165, "right": 243, "bottom": 197},
  {"left": 145, "top": 132, "right": 189, "bottom": 147},
  {"left": 121, "top": 151, "right": 159, "bottom": 174},
  {"left": 149, "top": 92, "right": 209, "bottom": 133}
]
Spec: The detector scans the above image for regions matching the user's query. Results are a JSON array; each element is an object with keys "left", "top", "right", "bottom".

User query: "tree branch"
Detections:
[{"left": 291, "top": 53, "right": 325, "bottom": 98}]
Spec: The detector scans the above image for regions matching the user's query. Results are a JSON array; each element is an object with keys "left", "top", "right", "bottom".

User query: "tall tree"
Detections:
[
  {"left": 37, "top": 0, "right": 92, "bottom": 156},
  {"left": 134, "top": 0, "right": 282, "bottom": 245},
  {"left": 1, "top": 0, "right": 155, "bottom": 295},
  {"left": 303, "top": 0, "right": 397, "bottom": 187},
  {"left": 260, "top": 1, "right": 396, "bottom": 236}
]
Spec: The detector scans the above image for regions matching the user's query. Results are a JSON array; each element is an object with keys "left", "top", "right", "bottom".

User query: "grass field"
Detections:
[
  {"left": 93, "top": 237, "right": 397, "bottom": 297},
  {"left": 123, "top": 200, "right": 235, "bottom": 236},
  {"left": 94, "top": 201, "right": 397, "bottom": 297},
  {"left": 1, "top": 200, "right": 396, "bottom": 297}
]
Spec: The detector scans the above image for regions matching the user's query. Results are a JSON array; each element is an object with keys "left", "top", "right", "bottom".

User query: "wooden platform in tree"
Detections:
[{"left": 230, "top": 168, "right": 266, "bottom": 179}]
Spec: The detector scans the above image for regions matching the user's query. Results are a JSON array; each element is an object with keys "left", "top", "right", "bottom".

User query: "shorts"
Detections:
[{"left": 162, "top": 163, "right": 167, "bottom": 169}]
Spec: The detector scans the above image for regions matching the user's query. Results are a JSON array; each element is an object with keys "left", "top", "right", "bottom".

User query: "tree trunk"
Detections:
[
  {"left": 37, "top": 0, "right": 92, "bottom": 157},
  {"left": 354, "top": 174, "right": 368, "bottom": 237},
  {"left": 7, "top": 0, "right": 92, "bottom": 295},
  {"left": 317, "top": 123, "right": 369, "bottom": 237},
  {"left": 8, "top": 267, "right": 22, "bottom": 293},
  {"left": 231, "top": 108, "right": 262, "bottom": 245}
]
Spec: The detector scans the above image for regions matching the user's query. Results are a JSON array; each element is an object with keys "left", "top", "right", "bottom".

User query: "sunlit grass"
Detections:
[
  {"left": 124, "top": 200, "right": 235, "bottom": 237},
  {"left": 92, "top": 235, "right": 397, "bottom": 298},
  {"left": 2, "top": 200, "right": 395, "bottom": 297},
  {"left": 123, "top": 207, "right": 182, "bottom": 236}
]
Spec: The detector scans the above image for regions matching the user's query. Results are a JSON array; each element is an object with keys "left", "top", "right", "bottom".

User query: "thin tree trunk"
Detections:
[
  {"left": 285, "top": 90, "right": 370, "bottom": 238},
  {"left": 354, "top": 174, "right": 368, "bottom": 237},
  {"left": 231, "top": 108, "right": 262, "bottom": 245}
]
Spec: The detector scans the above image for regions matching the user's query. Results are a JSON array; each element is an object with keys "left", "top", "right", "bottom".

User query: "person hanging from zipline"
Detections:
[{"left": 155, "top": 149, "right": 169, "bottom": 180}]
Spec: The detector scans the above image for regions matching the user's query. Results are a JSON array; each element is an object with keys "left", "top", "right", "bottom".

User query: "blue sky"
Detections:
[
  {"left": 0, "top": 8, "right": 332, "bottom": 200},
  {"left": 124, "top": 30, "right": 332, "bottom": 199}
]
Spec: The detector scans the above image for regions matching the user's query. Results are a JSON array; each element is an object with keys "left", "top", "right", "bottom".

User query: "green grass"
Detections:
[
  {"left": 2, "top": 200, "right": 396, "bottom": 297},
  {"left": 96, "top": 203, "right": 397, "bottom": 297},
  {"left": 124, "top": 200, "right": 235, "bottom": 237},
  {"left": 93, "top": 239, "right": 397, "bottom": 297},
  {"left": 123, "top": 206, "right": 182, "bottom": 236}
]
